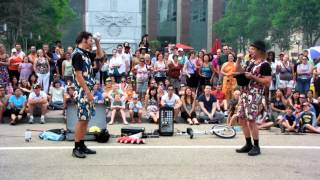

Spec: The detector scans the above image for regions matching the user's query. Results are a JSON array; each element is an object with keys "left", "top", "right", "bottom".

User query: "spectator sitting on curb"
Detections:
[{"left": 27, "top": 84, "right": 48, "bottom": 124}]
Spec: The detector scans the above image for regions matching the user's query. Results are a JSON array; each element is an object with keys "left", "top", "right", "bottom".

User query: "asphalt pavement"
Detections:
[{"left": 0, "top": 123, "right": 320, "bottom": 180}]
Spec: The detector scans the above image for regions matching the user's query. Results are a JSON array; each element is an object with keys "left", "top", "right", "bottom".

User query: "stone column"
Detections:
[
  {"left": 176, "top": 0, "right": 182, "bottom": 43},
  {"left": 207, "top": 0, "right": 213, "bottom": 51}
]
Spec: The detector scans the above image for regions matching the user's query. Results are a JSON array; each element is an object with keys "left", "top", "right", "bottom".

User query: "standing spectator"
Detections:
[
  {"left": 34, "top": 49, "right": 50, "bottom": 93},
  {"left": 314, "top": 59, "right": 320, "bottom": 97},
  {"left": 177, "top": 48, "right": 187, "bottom": 65},
  {"left": 220, "top": 54, "right": 237, "bottom": 100},
  {"left": 181, "top": 87, "right": 199, "bottom": 125},
  {"left": 198, "top": 85, "right": 224, "bottom": 123},
  {"left": 123, "top": 44, "right": 132, "bottom": 75},
  {"left": 160, "top": 85, "right": 182, "bottom": 121},
  {"left": 8, "top": 88, "right": 27, "bottom": 125},
  {"left": 0, "top": 44, "right": 9, "bottom": 86},
  {"left": 267, "top": 51, "right": 277, "bottom": 100},
  {"left": 18, "top": 56, "right": 33, "bottom": 81},
  {"left": 100, "top": 56, "right": 109, "bottom": 85},
  {"left": 0, "top": 85, "right": 8, "bottom": 123},
  {"left": 67, "top": 46, "right": 74, "bottom": 54},
  {"left": 48, "top": 81, "right": 65, "bottom": 110},
  {"left": 199, "top": 54, "right": 214, "bottom": 91},
  {"left": 218, "top": 45, "right": 228, "bottom": 67},
  {"left": 277, "top": 54, "right": 295, "bottom": 97},
  {"left": 15, "top": 44, "right": 25, "bottom": 58},
  {"left": 131, "top": 50, "right": 141, "bottom": 72},
  {"left": 28, "top": 46, "right": 37, "bottom": 64},
  {"left": 51, "top": 46, "right": 61, "bottom": 76},
  {"left": 27, "top": 84, "right": 48, "bottom": 124},
  {"left": 153, "top": 53, "right": 167, "bottom": 84},
  {"left": 168, "top": 55, "right": 183, "bottom": 92},
  {"left": 184, "top": 51, "right": 198, "bottom": 91},
  {"left": 134, "top": 57, "right": 149, "bottom": 100},
  {"left": 128, "top": 94, "right": 143, "bottom": 123},
  {"left": 145, "top": 87, "right": 159, "bottom": 123},
  {"left": 62, "top": 52, "right": 73, "bottom": 82},
  {"left": 8, "top": 48, "right": 22, "bottom": 81},
  {"left": 296, "top": 56, "right": 313, "bottom": 95},
  {"left": 139, "top": 34, "right": 149, "bottom": 52},
  {"left": 109, "top": 49, "right": 126, "bottom": 83}
]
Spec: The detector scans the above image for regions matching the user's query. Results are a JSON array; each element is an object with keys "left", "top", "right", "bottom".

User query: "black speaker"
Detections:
[{"left": 159, "top": 107, "right": 174, "bottom": 136}]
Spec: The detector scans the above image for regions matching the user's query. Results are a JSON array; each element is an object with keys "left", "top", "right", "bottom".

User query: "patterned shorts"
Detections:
[
  {"left": 237, "top": 86, "right": 264, "bottom": 121},
  {"left": 74, "top": 88, "right": 95, "bottom": 121}
]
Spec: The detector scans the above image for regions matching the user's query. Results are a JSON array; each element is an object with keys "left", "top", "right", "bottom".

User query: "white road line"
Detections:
[{"left": 0, "top": 145, "right": 320, "bottom": 150}]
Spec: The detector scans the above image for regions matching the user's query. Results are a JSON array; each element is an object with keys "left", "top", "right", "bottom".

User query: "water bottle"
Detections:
[{"left": 24, "top": 130, "right": 32, "bottom": 142}]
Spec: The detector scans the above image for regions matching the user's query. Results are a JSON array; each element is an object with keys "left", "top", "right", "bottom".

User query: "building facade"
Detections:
[{"left": 84, "top": 0, "right": 225, "bottom": 52}]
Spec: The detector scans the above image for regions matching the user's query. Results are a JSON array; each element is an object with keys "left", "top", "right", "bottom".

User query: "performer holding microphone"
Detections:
[
  {"left": 234, "top": 41, "right": 272, "bottom": 156},
  {"left": 72, "top": 31, "right": 104, "bottom": 158}
]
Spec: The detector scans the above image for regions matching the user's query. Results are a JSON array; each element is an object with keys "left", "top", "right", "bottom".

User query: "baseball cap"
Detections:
[
  {"left": 178, "top": 48, "right": 184, "bottom": 52},
  {"left": 133, "top": 94, "right": 138, "bottom": 99},
  {"left": 11, "top": 48, "right": 17, "bottom": 53}
]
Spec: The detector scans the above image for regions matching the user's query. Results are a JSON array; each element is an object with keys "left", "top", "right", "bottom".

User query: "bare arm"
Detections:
[
  {"left": 94, "top": 38, "right": 104, "bottom": 59},
  {"left": 235, "top": 57, "right": 245, "bottom": 73}
]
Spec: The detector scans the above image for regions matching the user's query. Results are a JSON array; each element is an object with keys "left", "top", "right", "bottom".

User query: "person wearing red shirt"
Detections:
[{"left": 211, "top": 83, "right": 228, "bottom": 115}]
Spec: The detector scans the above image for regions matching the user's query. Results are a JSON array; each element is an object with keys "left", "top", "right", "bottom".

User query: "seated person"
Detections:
[
  {"left": 198, "top": 85, "right": 224, "bottom": 123},
  {"left": 160, "top": 85, "right": 182, "bottom": 121},
  {"left": 93, "top": 84, "right": 104, "bottom": 104},
  {"left": 8, "top": 88, "right": 27, "bottom": 125},
  {"left": 124, "top": 84, "right": 135, "bottom": 103},
  {"left": 108, "top": 93, "right": 128, "bottom": 125},
  {"left": 280, "top": 106, "right": 297, "bottom": 133},
  {"left": 0, "top": 85, "right": 8, "bottom": 123},
  {"left": 211, "top": 84, "right": 228, "bottom": 115},
  {"left": 52, "top": 73, "right": 65, "bottom": 87},
  {"left": 63, "top": 86, "right": 76, "bottom": 116},
  {"left": 128, "top": 94, "right": 143, "bottom": 123},
  {"left": 297, "top": 102, "right": 320, "bottom": 133},
  {"left": 48, "top": 81, "right": 64, "bottom": 110},
  {"left": 19, "top": 79, "right": 31, "bottom": 97},
  {"left": 28, "top": 84, "right": 48, "bottom": 124},
  {"left": 270, "top": 89, "right": 287, "bottom": 122},
  {"left": 178, "top": 84, "right": 187, "bottom": 97},
  {"left": 256, "top": 99, "right": 274, "bottom": 130},
  {"left": 181, "top": 87, "right": 199, "bottom": 125},
  {"left": 145, "top": 87, "right": 160, "bottom": 123},
  {"left": 227, "top": 90, "right": 240, "bottom": 126}
]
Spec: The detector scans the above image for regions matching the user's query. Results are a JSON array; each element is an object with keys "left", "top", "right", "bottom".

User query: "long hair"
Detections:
[
  {"left": 183, "top": 87, "right": 194, "bottom": 104},
  {"left": 148, "top": 87, "right": 158, "bottom": 100}
]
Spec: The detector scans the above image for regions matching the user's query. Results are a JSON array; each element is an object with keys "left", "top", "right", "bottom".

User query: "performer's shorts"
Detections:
[{"left": 74, "top": 88, "right": 95, "bottom": 121}]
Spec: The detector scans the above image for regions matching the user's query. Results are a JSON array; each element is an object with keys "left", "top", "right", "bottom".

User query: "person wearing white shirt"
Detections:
[
  {"left": 109, "top": 49, "right": 126, "bottom": 83},
  {"left": 27, "top": 84, "right": 48, "bottom": 124},
  {"left": 160, "top": 85, "right": 182, "bottom": 121},
  {"left": 15, "top": 44, "right": 25, "bottom": 58}
]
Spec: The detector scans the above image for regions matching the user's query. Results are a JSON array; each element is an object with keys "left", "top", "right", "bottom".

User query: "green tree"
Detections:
[{"left": 0, "top": 0, "right": 75, "bottom": 50}]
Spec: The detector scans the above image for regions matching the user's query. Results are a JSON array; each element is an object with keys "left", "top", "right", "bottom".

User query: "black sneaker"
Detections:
[
  {"left": 81, "top": 146, "right": 96, "bottom": 154},
  {"left": 248, "top": 146, "right": 261, "bottom": 156},
  {"left": 236, "top": 144, "right": 253, "bottom": 153},
  {"left": 72, "top": 147, "right": 86, "bottom": 158},
  {"left": 280, "top": 125, "right": 285, "bottom": 133}
]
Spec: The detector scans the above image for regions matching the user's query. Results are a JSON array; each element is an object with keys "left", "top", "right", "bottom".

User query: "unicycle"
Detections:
[
  {"left": 176, "top": 124, "right": 236, "bottom": 139},
  {"left": 210, "top": 124, "right": 236, "bottom": 139}
]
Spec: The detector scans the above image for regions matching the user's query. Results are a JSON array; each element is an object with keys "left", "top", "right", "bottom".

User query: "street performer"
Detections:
[
  {"left": 72, "top": 31, "right": 104, "bottom": 158},
  {"left": 234, "top": 40, "right": 272, "bottom": 156}
]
